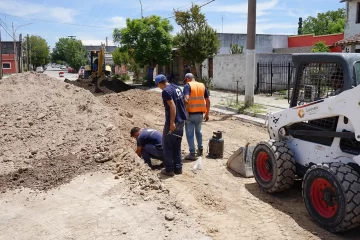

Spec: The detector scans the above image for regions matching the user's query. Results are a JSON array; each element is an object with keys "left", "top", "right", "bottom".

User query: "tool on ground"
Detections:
[
  {"left": 208, "top": 131, "right": 224, "bottom": 158},
  {"left": 226, "top": 142, "right": 254, "bottom": 178},
  {"left": 243, "top": 53, "right": 360, "bottom": 233}
]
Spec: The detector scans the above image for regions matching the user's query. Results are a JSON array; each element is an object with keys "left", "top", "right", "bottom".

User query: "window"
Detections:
[
  {"left": 354, "top": 61, "right": 360, "bottom": 85},
  {"left": 2, "top": 63, "right": 11, "bottom": 69},
  {"left": 357, "top": 3, "right": 360, "bottom": 23},
  {"left": 294, "top": 63, "right": 344, "bottom": 105}
]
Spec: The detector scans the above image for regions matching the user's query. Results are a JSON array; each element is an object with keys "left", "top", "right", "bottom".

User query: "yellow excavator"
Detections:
[{"left": 84, "top": 44, "right": 112, "bottom": 93}]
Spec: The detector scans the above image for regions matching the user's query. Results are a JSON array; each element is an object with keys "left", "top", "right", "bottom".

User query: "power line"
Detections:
[{"left": 0, "top": 12, "right": 115, "bottom": 29}]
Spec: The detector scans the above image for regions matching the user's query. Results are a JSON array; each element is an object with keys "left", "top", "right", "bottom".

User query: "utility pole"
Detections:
[
  {"left": 12, "top": 22, "right": 17, "bottom": 73},
  {"left": 139, "top": 0, "right": 143, "bottom": 18},
  {"left": 245, "top": 0, "right": 256, "bottom": 107},
  {"left": 27, "top": 34, "right": 30, "bottom": 71},
  {"left": 19, "top": 33, "right": 22, "bottom": 73},
  {"left": 0, "top": 29, "right": 2, "bottom": 79}
]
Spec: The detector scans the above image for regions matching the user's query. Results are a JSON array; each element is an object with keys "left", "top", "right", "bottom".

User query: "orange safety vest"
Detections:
[{"left": 187, "top": 81, "right": 207, "bottom": 113}]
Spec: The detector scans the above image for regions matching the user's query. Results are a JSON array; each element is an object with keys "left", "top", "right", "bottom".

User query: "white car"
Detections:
[
  {"left": 60, "top": 65, "right": 67, "bottom": 70},
  {"left": 36, "top": 67, "right": 44, "bottom": 73}
]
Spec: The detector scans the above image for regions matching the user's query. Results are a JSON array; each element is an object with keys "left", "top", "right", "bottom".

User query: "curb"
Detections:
[
  {"left": 211, "top": 107, "right": 266, "bottom": 127},
  {"left": 213, "top": 105, "right": 268, "bottom": 120}
]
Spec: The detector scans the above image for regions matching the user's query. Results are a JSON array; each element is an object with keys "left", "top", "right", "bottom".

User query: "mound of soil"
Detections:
[
  {"left": 65, "top": 77, "right": 136, "bottom": 94},
  {"left": 0, "top": 72, "right": 162, "bottom": 193}
]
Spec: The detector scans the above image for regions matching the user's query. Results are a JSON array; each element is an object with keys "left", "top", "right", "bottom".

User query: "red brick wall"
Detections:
[
  {"left": 2, "top": 54, "right": 17, "bottom": 74},
  {"left": 288, "top": 33, "right": 344, "bottom": 52}
]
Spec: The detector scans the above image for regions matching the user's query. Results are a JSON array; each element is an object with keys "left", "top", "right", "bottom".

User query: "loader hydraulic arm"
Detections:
[{"left": 267, "top": 85, "right": 360, "bottom": 142}]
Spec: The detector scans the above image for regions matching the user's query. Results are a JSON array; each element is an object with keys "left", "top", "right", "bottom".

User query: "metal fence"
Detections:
[{"left": 256, "top": 62, "right": 294, "bottom": 101}]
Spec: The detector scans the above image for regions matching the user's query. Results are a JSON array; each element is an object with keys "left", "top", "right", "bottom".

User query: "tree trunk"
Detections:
[{"left": 195, "top": 63, "right": 202, "bottom": 79}]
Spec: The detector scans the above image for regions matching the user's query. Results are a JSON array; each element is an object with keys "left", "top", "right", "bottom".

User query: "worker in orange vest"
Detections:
[{"left": 183, "top": 73, "right": 210, "bottom": 160}]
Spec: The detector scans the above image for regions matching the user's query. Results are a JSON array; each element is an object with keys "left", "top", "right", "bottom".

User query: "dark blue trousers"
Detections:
[
  {"left": 162, "top": 122, "right": 184, "bottom": 172},
  {"left": 141, "top": 144, "right": 163, "bottom": 167}
]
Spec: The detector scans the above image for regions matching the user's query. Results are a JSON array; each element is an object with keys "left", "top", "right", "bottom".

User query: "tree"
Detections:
[
  {"left": 312, "top": 41, "right": 330, "bottom": 52},
  {"left": 174, "top": 4, "right": 220, "bottom": 78},
  {"left": 113, "top": 16, "right": 173, "bottom": 68},
  {"left": 24, "top": 35, "right": 49, "bottom": 70},
  {"left": 230, "top": 43, "right": 244, "bottom": 54},
  {"left": 301, "top": 8, "right": 345, "bottom": 36},
  {"left": 51, "top": 38, "right": 86, "bottom": 70}
]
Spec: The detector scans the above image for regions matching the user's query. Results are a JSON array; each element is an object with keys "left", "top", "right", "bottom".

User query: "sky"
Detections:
[{"left": 0, "top": 0, "right": 345, "bottom": 49}]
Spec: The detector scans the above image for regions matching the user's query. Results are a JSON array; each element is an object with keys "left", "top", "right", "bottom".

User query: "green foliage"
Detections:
[
  {"left": 312, "top": 41, "right": 330, "bottom": 52},
  {"left": 24, "top": 35, "right": 49, "bottom": 69},
  {"left": 51, "top": 38, "right": 86, "bottom": 71},
  {"left": 113, "top": 15, "right": 173, "bottom": 67},
  {"left": 229, "top": 43, "right": 244, "bottom": 54},
  {"left": 197, "top": 76, "right": 212, "bottom": 91},
  {"left": 301, "top": 8, "right": 345, "bottom": 35},
  {"left": 112, "top": 46, "right": 130, "bottom": 66},
  {"left": 111, "top": 74, "right": 121, "bottom": 80},
  {"left": 120, "top": 73, "right": 131, "bottom": 82},
  {"left": 174, "top": 4, "right": 220, "bottom": 77}
]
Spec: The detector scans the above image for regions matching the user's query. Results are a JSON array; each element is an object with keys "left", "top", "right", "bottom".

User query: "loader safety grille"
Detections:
[
  {"left": 308, "top": 117, "right": 338, "bottom": 131},
  {"left": 293, "top": 63, "right": 344, "bottom": 105},
  {"left": 340, "top": 138, "right": 360, "bottom": 155}
]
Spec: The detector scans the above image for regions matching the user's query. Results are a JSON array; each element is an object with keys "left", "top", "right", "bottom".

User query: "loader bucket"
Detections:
[{"left": 226, "top": 143, "right": 255, "bottom": 178}]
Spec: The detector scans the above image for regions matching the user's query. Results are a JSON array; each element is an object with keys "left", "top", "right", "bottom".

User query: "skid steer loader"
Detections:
[{"left": 252, "top": 53, "right": 360, "bottom": 233}]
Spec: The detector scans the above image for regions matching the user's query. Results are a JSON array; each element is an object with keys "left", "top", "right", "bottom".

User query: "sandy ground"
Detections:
[{"left": 1, "top": 74, "right": 359, "bottom": 239}]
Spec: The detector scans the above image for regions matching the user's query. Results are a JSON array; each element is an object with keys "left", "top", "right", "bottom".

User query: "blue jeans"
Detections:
[
  {"left": 185, "top": 113, "right": 203, "bottom": 154},
  {"left": 162, "top": 122, "right": 184, "bottom": 172},
  {"left": 141, "top": 144, "right": 163, "bottom": 167}
]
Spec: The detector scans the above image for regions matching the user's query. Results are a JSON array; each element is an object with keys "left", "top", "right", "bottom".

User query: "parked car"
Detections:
[
  {"left": 78, "top": 66, "right": 85, "bottom": 78},
  {"left": 36, "top": 67, "right": 44, "bottom": 73},
  {"left": 68, "top": 67, "right": 75, "bottom": 73},
  {"left": 60, "top": 65, "right": 67, "bottom": 70}
]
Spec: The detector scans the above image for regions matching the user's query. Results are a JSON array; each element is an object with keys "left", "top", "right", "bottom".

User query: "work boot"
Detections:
[
  {"left": 161, "top": 168, "right": 174, "bottom": 177},
  {"left": 185, "top": 153, "right": 197, "bottom": 161},
  {"left": 197, "top": 148, "right": 203, "bottom": 157},
  {"left": 174, "top": 168, "right": 182, "bottom": 175}
]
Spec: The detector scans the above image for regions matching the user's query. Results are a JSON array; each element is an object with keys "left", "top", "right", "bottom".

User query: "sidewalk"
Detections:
[{"left": 147, "top": 87, "right": 290, "bottom": 127}]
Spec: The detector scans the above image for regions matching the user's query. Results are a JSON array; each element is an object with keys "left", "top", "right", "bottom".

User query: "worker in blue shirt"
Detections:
[
  {"left": 155, "top": 74, "right": 187, "bottom": 176},
  {"left": 130, "top": 127, "right": 164, "bottom": 170}
]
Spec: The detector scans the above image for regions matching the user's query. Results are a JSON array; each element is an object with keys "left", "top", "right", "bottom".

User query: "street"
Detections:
[{"left": 43, "top": 65, "right": 78, "bottom": 81}]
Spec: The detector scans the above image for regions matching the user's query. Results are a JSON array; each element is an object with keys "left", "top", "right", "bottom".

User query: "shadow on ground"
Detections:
[{"left": 245, "top": 181, "right": 360, "bottom": 240}]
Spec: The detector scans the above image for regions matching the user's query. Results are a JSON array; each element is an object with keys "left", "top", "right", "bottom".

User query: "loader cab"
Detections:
[
  {"left": 287, "top": 53, "right": 360, "bottom": 164},
  {"left": 289, "top": 53, "right": 358, "bottom": 108}
]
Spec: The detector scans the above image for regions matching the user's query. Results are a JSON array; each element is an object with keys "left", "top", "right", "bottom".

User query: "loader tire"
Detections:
[
  {"left": 302, "top": 163, "right": 360, "bottom": 232},
  {"left": 252, "top": 140, "right": 296, "bottom": 193}
]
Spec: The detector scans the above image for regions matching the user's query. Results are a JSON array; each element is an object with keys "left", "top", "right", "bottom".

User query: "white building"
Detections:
[{"left": 338, "top": 0, "right": 360, "bottom": 52}]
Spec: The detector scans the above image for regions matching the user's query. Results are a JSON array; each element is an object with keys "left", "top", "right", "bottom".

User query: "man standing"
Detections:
[
  {"left": 130, "top": 127, "right": 164, "bottom": 170},
  {"left": 155, "top": 74, "right": 187, "bottom": 176},
  {"left": 183, "top": 73, "right": 210, "bottom": 160}
]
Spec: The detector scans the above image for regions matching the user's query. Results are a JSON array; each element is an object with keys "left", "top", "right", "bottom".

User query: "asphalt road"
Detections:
[{"left": 43, "top": 66, "right": 78, "bottom": 81}]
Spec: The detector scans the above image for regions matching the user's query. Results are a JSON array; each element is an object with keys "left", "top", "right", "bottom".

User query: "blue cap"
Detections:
[{"left": 155, "top": 74, "right": 167, "bottom": 84}]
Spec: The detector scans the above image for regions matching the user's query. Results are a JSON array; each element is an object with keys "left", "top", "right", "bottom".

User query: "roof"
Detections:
[
  {"left": 340, "top": 0, "right": 349, "bottom": 2},
  {"left": 334, "top": 33, "right": 360, "bottom": 47}
]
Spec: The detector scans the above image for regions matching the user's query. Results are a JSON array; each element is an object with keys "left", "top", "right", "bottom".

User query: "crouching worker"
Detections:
[{"left": 130, "top": 127, "right": 164, "bottom": 170}]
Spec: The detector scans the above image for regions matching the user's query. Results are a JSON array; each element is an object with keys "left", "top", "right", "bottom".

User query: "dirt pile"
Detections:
[
  {"left": 0, "top": 72, "right": 160, "bottom": 192},
  {"left": 65, "top": 77, "right": 136, "bottom": 94}
]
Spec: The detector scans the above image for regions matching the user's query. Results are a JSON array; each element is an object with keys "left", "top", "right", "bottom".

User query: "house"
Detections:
[
  {"left": 1, "top": 41, "right": 22, "bottom": 75},
  {"left": 334, "top": 0, "right": 360, "bottom": 52},
  {"left": 217, "top": 33, "right": 288, "bottom": 54},
  {"left": 274, "top": 33, "right": 344, "bottom": 53}
]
